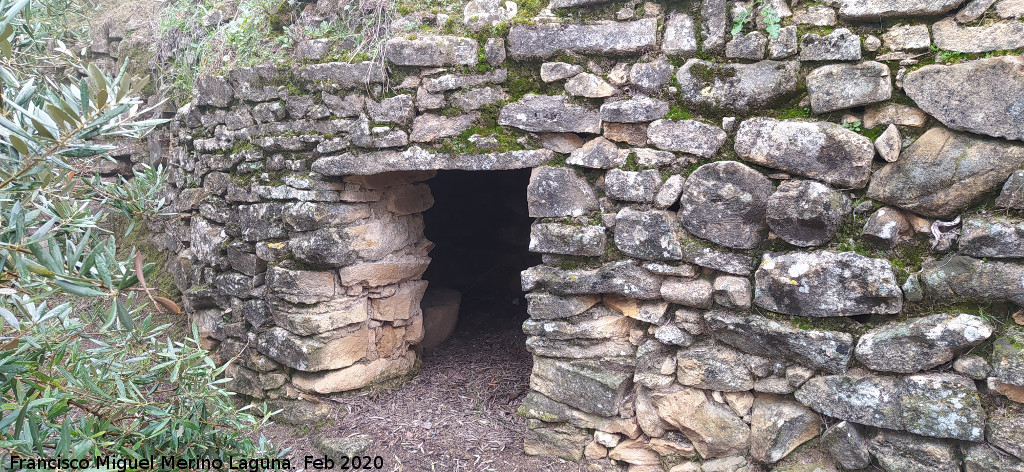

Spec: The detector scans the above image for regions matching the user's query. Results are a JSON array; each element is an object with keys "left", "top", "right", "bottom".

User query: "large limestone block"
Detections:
[
  {"left": 370, "top": 280, "right": 428, "bottom": 322},
  {"left": 663, "top": 12, "right": 698, "bottom": 56},
  {"left": 863, "top": 103, "right": 928, "bottom": 129},
  {"left": 923, "top": 254, "right": 1024, "bottom": 307},
  {"left": 343, "top": 171, "right": 435, "bottom": 190},
  {"left": 960, "top": 215, "right": 1024, "bottom": 258},
  {"left": 754, "top": 251, "right": 902, "bottom": 317},
  {"left": 676, "top": 343, "right": 754, "bottom": 392},
  {"left": 294, "top": 61, "right": 385, "bottom": 91},
  {"left": 735, "top": 117, "right": 874, "bottom": 189},
  {"left": 766, "top": 180, "right": 851, "bottom": 247},
  {"left": 820, "top": 421, "right": 871, "bottom": 470},
  {"left": 993, "top": 332, "right": 1024, "bottom": 388},
  {"left": 518, "top": 391, "right": 644, "bottom": 438},
  {"left": 567, "top": 137, "right": 625, "bottom": 169},
  {"left": 410, "top": 113, "right": 479, "bottom": 143},
  {"left": 700, "top": 0, "right": 729, "bottom": 53},
  {"left": 292, "top": 350, "right": 416, "bottom": 394},
  {"left": 195, "top": 75, "right": 233, "bottom": 107},
  {"left": 675, "top": 59, "right": 800, "bottom": 114},
  {"left": 796, "top": 372, "right": 986, "bottom": 441},
  {"left": 749, "top": 394, "right": 821, "bottom": 464},
  {"left": 964, "top": 443, "right": 1024, "bottom": 472},
  {"left": 869, "top": 429, "right": 959, "bottom": 472},
  {"left": 799, "top": 28, "right": 862, "bottom": 61},
  {"left": 282, "top": 202, "right": 370, "bottom": 231},
  {"left": 530, "top": 222, "right": 606, "bottom": 257},
  {"left": 422, "top": 69, "right": 506, "bottom": 93},
  {"left": 526, "top": 166, "right": 599, "bottom": 217},
  {"left": 678, "top": 161, "right": 773, "bottom": 250},
  {"left": 522, "top": 305, "right": 636, "bottom": 341},
  {"left": 806, "top": 61, "right": 892, "bottom": 114},
  {"left": 420, "top": 288, "right": 461, "bottom": 349},
  {"left": 522, "top": 261, "right": 663, "bottom": 299},
  {"left": 523, "top": 421, "right": 590, "bottom": 462},
  {"left": 600, "top": 96, "right": 669, "bottom": 123},
  {"left": 498, "top": 94, "right": 601, "bottom": 134},
  {"left": 613, "top": 208, "right": 684, "bottom": 261},
  {"left": 901, "top": 373, "right": 986, "bottom": 441},
  {"left": 337, "top": 254, "right": 430, "bottom": 287},
  {"left": 530, "top": 357, "right": 632, "bottom": 417},
  {"left": 635, "top": 339, "right": 679, "bottom": 388},
  {"left": 526, "top": 336, "right": 637, "bottom": 359},
  {"left": 312, "top": 147, "right": 553, "bottom": 175},
  {"left": 904, "top": 56, "right": 1024, "bottom": 141},
  {"left": 232, "top": 203, "right": 285, "bottom": 241},
  {"left": 564, "top": 73, "right": 615, "bottom": 98},
  {"left": 652, "top": 387, "right": 750, "bottom": 459},
  {"left": 525, "top": 293, "right": 600, "bottom": 320},
  {"left": 678, "top": 236, "right": 754, "bottom": 276},
  {"left": 799, "top": 373, "right": 905, "bottom": 428},
  {"left": 608, "top": 439, "right": 660, "bottom": 466},
  {"left": 507, "top": 19, "right": 658, "bottom": 60},
  {"left": 269, "top": 295, "right": 369, "bottom": 337},
  {"left": 265, "top": 266, "right": 337, "bottom": 304},
  {"left": 704, "top": 310, "right": 853, "bottom": 374},
  {"left": 647, "top": 119, "right": 727, "bottom": 158},
  {"left": 290, "top": 227, "right": 358, "bottom": 267},
  {"left": 998, "top": 170, "right": 1024, "bottom": 210},
  {"left": 868, "top": 128, "right": 1024, "bottom": 218},
  {"left": 855, "top": 314, "right": 993, "bottom": 373},
  {"left": 838, "top": 0, "right": 968, "bottom": 19},
  {"left": 661, "top": 277, "right": 713, "bottom": 308},
  {"left": 463, "top": 0, "right": 516, "bottom": 32},
  {"left": 932, "top": 18, "right": 1024, "bottom": 53},
  {"left": 605, "top": 169, "right": 661, "bottom": 203},
  {"left": 635, "top": 387, "right": 672, "bottom": 438},
  {"left": 256, "top": 326, "right": 369, "bottom": 372},
  {"left": 384, "top": 35, "right": 478, "bottom": 66}
]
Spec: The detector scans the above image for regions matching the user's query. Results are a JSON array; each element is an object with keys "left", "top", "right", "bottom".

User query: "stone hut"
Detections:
[{"left": 160, "top": 0, "right": 1024, "bottom": 469}]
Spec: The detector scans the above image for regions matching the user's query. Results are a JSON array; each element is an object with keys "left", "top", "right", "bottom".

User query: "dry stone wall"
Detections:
[{"left": 165, "top": 0, "right": 1024, "bottom": 469}]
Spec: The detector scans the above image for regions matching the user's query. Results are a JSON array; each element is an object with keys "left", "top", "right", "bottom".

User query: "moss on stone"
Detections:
[
  {"left": 774, "top": 105, "right": 812, "bottom": 120},
  {"left": 665, "top": 104, "right": 693, "bottom": 121}
]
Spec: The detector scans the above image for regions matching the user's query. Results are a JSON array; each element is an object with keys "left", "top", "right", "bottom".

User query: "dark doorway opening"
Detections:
[{"left": 420, "top": 169, "right": 542, "bottom": 344}]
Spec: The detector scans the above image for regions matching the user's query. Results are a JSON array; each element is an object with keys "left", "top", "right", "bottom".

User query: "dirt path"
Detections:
[{"left": 262, "top": 300, "right": 584, "bottom": 472}]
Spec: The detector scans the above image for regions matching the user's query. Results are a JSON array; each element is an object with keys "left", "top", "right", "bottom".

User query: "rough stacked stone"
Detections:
[{"left": 169, "top": 1, "right": 1024, "bottom": 469}]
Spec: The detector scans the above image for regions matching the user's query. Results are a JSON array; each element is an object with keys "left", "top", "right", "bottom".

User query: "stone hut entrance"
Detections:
[{"left": 419, "top": 169, "right": 540, "bottom": 350}]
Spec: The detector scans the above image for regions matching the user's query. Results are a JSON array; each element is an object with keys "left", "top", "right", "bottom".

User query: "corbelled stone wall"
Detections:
[{"left": 165, "top": 0, "right": 1024, "bottom": 469}]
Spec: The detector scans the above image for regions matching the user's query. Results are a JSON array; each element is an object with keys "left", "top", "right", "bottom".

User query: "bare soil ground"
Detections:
[{"left": 261, "top": 298, "right": 584, "bottom": 472}]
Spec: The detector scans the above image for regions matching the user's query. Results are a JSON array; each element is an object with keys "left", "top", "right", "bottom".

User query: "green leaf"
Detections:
[
  {"left": 79, "top": 77, "right": 88, "bottom": 112},
  {"left": 54, "top": 280, "right": 107, "bottom": 297},
  {"left": 58, "top": 144, "right": 116, "bottom": 158},
  {"left": 27, "top": 242, "right": 58, "bottom": 273},
  {"left": 45, "top": 103, "right": 74, "bottom": 130},
  {"left": 116, "top": 300, "right": 134, "bottom": 331},
  {"left": 28, "top": 216, "right": 57, "bottom": 243},
  {"left": 86, "top": 63, "right": 107, "bottom": 99},
  {"left": 30, "top": 117, "right": 54, "bottom": 140},
  {"left": 55, "top": 420, "right": 70, "bottom": 455},
  {"left": 8, "top": 135, "right": 28, "bottom": 155},
  {"left": 0, "top": 306, "right": 17, "bottom": 328}
]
